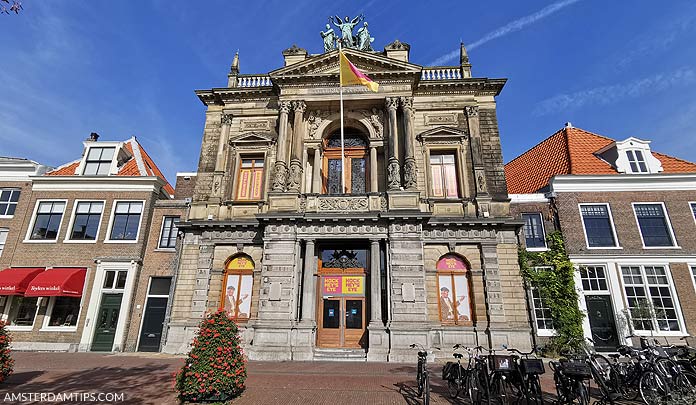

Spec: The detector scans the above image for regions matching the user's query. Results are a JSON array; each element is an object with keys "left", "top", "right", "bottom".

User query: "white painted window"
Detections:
[
  {"left": 158, "top": 216, "right": 179, "bottom": 249},
  {"left": 626, "top": 150, "right": 648, "bottom": 173},
  {"left": 45, "top": 297, "right": 81, "bottom": 328},
  {"left": 621, "top": 265, "right": 680, "bottom": 332},
  {"left": 691, "top": 266, "right": 696, "bottom": 293},
  {"left": 29, "top": 201, "right": 66, "bottom": 241},
  {"left": 0, "top": 189, "right": 20, "bottom": 217},
  {"left": 68, "top": 201, "right": 104, "bottom": 241},
  {"left": 690, "top": 203, "right": 696, "bottom": 224},
  {"left": 579, "top": 265, "right": 609, "bottom": 291},
  {"left": 103, "top": 270, "right": 128, "bottom": 290},
  {"left": 579, "top": 204, "right": 618, "bottom": 248},
  {"left": 0, "top": 228, "right": 7, "bottom": 257},
  {"left": 531, "top": 288, "right": 554, "bottom": 330},
  {"left": 633, "top": 203, "right": 676, "bottom": 247},
  {"left": 107, "top": 201, "right": 143, "bottom": 241},
  {"left": 83, "top": 147, "right": 115, "bottom": 175},
  {"left": 522, "top": 213, "right": 546, "bottom": 249}
]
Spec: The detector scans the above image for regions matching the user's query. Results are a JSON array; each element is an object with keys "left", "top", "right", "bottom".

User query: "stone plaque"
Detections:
[
  {"left": 401, "top": 283, "right": 416, "bottom": 302},
  {"left": 240, "top": 120, "right": 271, "bottom": 131},
  {"left": 269, "top": 282, "right": 282, "bottom": 301},
  {"left": 425, "top": 114, "right": 457, "bottom": 126}
]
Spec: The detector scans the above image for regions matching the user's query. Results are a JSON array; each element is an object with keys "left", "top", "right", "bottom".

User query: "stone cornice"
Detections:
[{"left": 415, "top": 78, "right": 507, "bottom": 96}]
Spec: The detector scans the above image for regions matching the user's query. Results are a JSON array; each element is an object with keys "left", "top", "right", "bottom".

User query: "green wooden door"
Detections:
[{"left": 91, "top": 293, "right": 123, "bottom": 351}]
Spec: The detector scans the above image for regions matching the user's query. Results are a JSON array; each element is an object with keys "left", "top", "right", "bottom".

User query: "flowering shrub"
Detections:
[
  {"left": 174, "top": 309, "right": 246, "bottom": 403},
  {"left": 0, "top": 320, "right": 13, "bottom": 384}
]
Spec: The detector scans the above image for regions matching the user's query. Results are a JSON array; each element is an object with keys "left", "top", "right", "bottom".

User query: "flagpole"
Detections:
[{"left": 338, "top": 40, "right": 346, "bottom": 194}]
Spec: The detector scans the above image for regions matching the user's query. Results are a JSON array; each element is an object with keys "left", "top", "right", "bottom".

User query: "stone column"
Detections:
[
  {"left": 287, "top": 100, "right": 306, "bottom": 192},
  {"left": 466, "top": 105, "right": 488, "bottom": 196},
  {"left": 215, "top": 114, "right": 232, "bottom": 172},
  {"left": 400, "top": 97, "right": 417, "bottom": 190},
  {"left": 369, "top": 146, "right": 378, "bottom": 192},
  {"left": 312, "top": 147, "right": 322, "bottom": 193},
  {"left": 385, "top": 97, "right": 401, "bottom": 190},
  {"left": 271, "top": 101, "right": 292, "bottom": 191},
  {"left": 369, "top": 240, "right": 382, "bottom": 325},
  {"left": 301, "top": 240, "right": 316, "bottom": 323},
  {"left": 480, "top": 242, "right": 505, "bottom": 328}
]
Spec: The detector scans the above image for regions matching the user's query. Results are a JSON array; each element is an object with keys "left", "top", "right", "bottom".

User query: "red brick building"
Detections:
[
  {"left": 506, "top": 123, "right": 696, "bottom": 350},
  {"left": 0, "top": 134, "right": 185, "bottom": 353}
]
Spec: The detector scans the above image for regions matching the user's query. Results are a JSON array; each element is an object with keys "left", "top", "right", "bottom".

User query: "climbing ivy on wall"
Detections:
[{"left": 518, "top": 231, "right": 584, "bottom": 353}]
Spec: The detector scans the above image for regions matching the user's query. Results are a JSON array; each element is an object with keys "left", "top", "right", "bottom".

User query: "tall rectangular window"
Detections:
[
  {"left": 0, "top": 189, "right": 20, "bottom": 217},
  {"left": 83, "top": 147, "right": 115, "bottom": 175},
  {"left": 109, "top": 202, "right": 143, "bottom": 241},
  {"left": 430, "top": 153, "right": 458, "bottom": 198},
  {"left": 621, "top": 265, "right": 680, "bottom": 332},
  {"left": 531, "top": 288, "right": 554, "bottom": 330},
  {"left": 30, "top": 201, "right": 65, "bottom": 240},
  {"left": 580, "top": 204, "right": 617, "bottom": 247},
  {"left": 236, "top": 158, "right": 264, "bottom": 200},
  {"left": 626, "top": 150, "right": 648, "bottom": 173},
  {"left": 634, "top": 203, "right": 674, "bottom": 247},
  {"left": 69, "top": 201, "right": 104, "bottom": 240},
  {"left": 0, "top": 228, "right": 7, "bottom": 257},
  {"left": 158, "top": 216, "right": 180, "bottom": 249},
  {"left": 522, "top": 213, "right": 546, "bottom": 249}
]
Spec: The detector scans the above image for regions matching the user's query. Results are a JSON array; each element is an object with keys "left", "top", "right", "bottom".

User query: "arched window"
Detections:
[
  {"left": 220, "top": 254, "right": 254, "bottom": 320},
  {"left": 436, "top": 254, "right": 473, "bottom": 325},
  {"left": 323, "top": 129, "right": 368, "bottom": 195}
]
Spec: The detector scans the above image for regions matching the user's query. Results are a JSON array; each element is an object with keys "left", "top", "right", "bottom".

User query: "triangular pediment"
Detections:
[
  {"left": 270, "top": 48, "right": 422, "bottom": 78},
  {"left": 417, "top": 126, "right": 468, "bottom": 143},
  {"left": 229, "top": 132, "right": 277, "bottom": 145}
]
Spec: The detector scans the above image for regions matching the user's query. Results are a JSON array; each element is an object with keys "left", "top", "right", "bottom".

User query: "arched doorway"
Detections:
[
  {"left": 323, "top": 129, "right": 369, "bottom": 195},
  {"left": 220, "top": 255, "right": 254, "bottom": 320}
]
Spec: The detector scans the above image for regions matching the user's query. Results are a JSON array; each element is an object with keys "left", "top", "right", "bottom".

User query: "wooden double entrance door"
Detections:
[{"left": 316, "top": 272, "right": 367, "bottom": 348}]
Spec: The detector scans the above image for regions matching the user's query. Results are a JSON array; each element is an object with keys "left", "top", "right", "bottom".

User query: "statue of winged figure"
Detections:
[{"left": 331, "top": 14, "right": 363, "bottom": 48}]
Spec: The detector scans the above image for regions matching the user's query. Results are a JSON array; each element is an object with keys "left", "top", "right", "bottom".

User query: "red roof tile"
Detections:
[
  {"left": 46, "top": 161, "right": 79, "bottom": 176},
  {"left": 505, "top": 126, "right": 696, "bottom": 194}
]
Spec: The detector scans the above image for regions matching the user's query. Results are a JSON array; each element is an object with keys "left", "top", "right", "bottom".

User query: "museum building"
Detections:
[{"left": 163, "top": 24, "right": 532, "bottom": 361}]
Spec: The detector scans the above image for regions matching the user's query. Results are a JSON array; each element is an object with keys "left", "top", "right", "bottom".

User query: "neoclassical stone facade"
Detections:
[{"left": 163, "top": 39, "right": 531, "bottom": 361}]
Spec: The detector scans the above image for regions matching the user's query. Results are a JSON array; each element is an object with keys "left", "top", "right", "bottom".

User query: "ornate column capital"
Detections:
[
  {"left": 465, "top": 105, "right": 479, "bottom": 117},
  {"left": 385, "top": 97, "right": 399, "bottom": 111},
  {"left": 279, "top": 101, "right": 292, "bottom": 114},
  {"left": 221, "top": 113, "right": 233, "bottom": 125},
  {"left": 399, "top": 96, "right": 413, "bottom": 110},
  {"left": 292, "top": 100, "right": 307, "bottom": 114}
]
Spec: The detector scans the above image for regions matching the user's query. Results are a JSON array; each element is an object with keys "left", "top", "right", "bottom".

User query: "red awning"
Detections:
[
  {"left": 0, "top": 267, "right": 45, "bottom": 295},
  {"left": 25, "top": 268, "right": 87, "bottom": 297}
]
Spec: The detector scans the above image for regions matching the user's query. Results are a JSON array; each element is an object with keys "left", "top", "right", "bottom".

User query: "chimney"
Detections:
[
  {"left": 87, "top": 132, "right": 100, "bottom": 142},
  {"left": 227, "top": 51, "right": 239, "bottom": 87},
  {"left": 384, "top": 39, "right": 410, "bottom": 62},
  {"left": 282, "top": 44, "right": 308, "bottom": 66}
]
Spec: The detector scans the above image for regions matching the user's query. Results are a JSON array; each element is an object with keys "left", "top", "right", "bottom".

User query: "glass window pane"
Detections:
[
  {"left": 38, "top": 202, "right": 52, "bottom": 213},
  {"left": 115, "top": 202, "right": 129, "bottom": 213},
  {"left": 350, "top": 158, "right": 366, "bottom": 194},
  {"left": 48, "top": 297, "right": 81, "bottom": 327},
  {"left": 439, "top": 275, "right": 455, "bottom": 321},
  {"left": 327, "top": 159, "right": 342, "bottom": 195},
  {"left": 103, "top": 271, "right": 115, "bottom": 288},
  {"left": 8, "top": 297, "right": 38, "bottom": 326},
  {"left": 0, "top": 190, "right": 9, "bottom": 202},
  {"left": 453, "top": 275, "right": 471, "bottom": 321},
  {"left": 149, "top": 277, "right": 172, "bottom": 295},
  {"left": 523, "top": 213, "right": 546, "bottom": 248},
  {"left": 322, "top": 299, "right": 340, "bottom": 328},
  {"left": 115, "top": 271, "right": 127, "bottom": 289},
  {"left": 345, "top": 300, "right": 363, "bottom": 329},
  {"left": 128, "top": 202, "right": 143, "bottom": 214}
]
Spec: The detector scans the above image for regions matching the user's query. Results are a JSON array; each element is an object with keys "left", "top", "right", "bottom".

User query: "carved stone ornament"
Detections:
[
  {"left": 272, "top": 161, "right": 288, "bottom": 191},
  {"left": 282, "top": 44, "right": 307, "bottom": 55},
  {"left": 278, "top": 101, "right": 292, "bottom": 114},
  {"left": 465, "top": 105, "right": 479, "bottom": 117},
  {"left": 379, "top": 195, "right": 388, "bottom": 211},
  {"left": 359, "top": 108, "right": 384, "bottom": 138},
  {"left": 318, "top": 196, "right": 369, "bottom": 212},
  {"left": 385, "top": 97, "right": 399, "bottom": 111},
  {"left": 424, "top": 114, "right": 457, "bottom": 126},
  {"left": 287, "top": 160, "right": 303, "bottom": 192},
  {"left": 387, "top": 159, "right": 401, "bottom": 190},
  {"left": 403, "top": 158, "right": 417, "bottom": 190},
  {"left": 323, "top": 250, "right": 361, "bottom": 269},
  {"left": 385, "top": 39, "right": 411, "bottom": 51},
  {"left": 475, "top": 169, "right": 487, "bottom": 193},
  {"left": 308, "top": 110, "right": 330, "bottom": 139},
  {"left": 221, "top": 114, "right": 233, "bottom": 125},
  {"left": 240, "top": 120, "right": 271, "bottom": 132},
  {"left": 292, "top": 100, "right": 306, "bottom": 113}
]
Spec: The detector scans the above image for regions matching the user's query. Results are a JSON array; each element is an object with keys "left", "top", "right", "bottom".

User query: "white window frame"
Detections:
[
  {"left": 689, "top": 202, "right": 696, "bottom": 227},
  {"left": 23, "top": 199, "right": 68, "bottom": 243},
  {"left": 63, "top": 199, "right": 106, "bottom": 244},
  {"left": 522, "top": 212, "right": 547, "bottom": 252},
  {"left": 40, "top": 296, "right": 84, "bottom": 332},
  {"left": 631, "top": 202, "right": 680, "bottom": 249},
  {"left": 578, "top": 203, "right": 622, "bottom": 249},
  {"left": 578, "top": 264, "right": 612, "bottom": 293},
  {"left": 619, "top": 263, "right": 684, "bottom": 336},
  {"left": 0, "top": 188, "right": 21, "bottom": 219},
  {"left": 104, "top": 200, "right": 146, "bottom": 244},
  {"left": 77, "top": 143, "right": 121, "bottom": 176},
  {"left": 689, "top": 265, "right": 696, "bottom": 295},
  {"left": 528, "top": 266, "right": 556, "bottom": 336},
  {"left": 625, "top": 149, "right": 649, "bottom": 174},
  {"left": 135, "top": 276, "right": 172, "bottom": 350},
  {"left": 2, "top": 295, "right": 41, "bottom": 331},
  {"left": 0, "top": 228, "right": 8, "bottom": 257},
  {"left": 156, "top": 216, "right": 179, "bottom": 251}
]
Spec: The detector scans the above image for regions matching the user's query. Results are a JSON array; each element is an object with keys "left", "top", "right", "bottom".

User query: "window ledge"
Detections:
[
  {"left": 39, "top": 326, "right": 78, "bottom": 332},
  {"left": 586, "top": 246, "right": 623, "bottom": 250},
  {"left": 7, "top": 326, "right": 34, "bottom": 332},
  {"left": 527, "top": 247, "right": 548, "bottom": 252},
  {"left": 63, "top": 239, "right": 98, "bottom": 244},
  {"left": 536, "top": 329, "right": 557, "bottom": 337},
  {"left": 104, "top": 239, "right": 139, "bottom": 244},
  {"left": 630, "top": 331, "right": 686, "bottom": 337},
  {"left": 0, "top": 215, "right": 14, "bottom": 219},
  {"left": 154, "top": 248, "right": 176, "bottom": 252},
  {"left": 642, "top": 246, "right": 682, "bottom": 250},
  {"left": 22, "top": 239, "right": 58, "bottom": 244}
]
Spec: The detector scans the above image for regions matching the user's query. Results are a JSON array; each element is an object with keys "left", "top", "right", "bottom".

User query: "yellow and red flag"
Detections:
[{"left": 339, "top": 51, "right": 379, "bottom": 92}]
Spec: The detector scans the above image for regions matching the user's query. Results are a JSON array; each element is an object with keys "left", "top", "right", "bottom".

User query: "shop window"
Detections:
[
  {"left": 46, "top": 297, "right": 81, "bottom": 327},
  {"left": 0, "top": 189, "right": 20, "bottom": 217},
  {"left": 323, "top": 131, "right": 368, "bottom": 195},
  {"left": 522, "top": 213, "right": 546, "bottom": 249},
  {"left": 83, "top": 146, "right": 115, "bottom": 175},
  {"left": 436, "top": 254, "right": 473, "bottom": 326},
  {"left": 29, "top": 201, "right": 66, "bottom": 240},
  {"left": 580, "top": 204, "right": 618, "bottom": 247},
  {"left": 7, "top": 296, "right": 38, "bottom": 327},
  {"left": 236, "top": 157, "right": 265, "bottom": 201},
  {"left": 626, "top": 150, "right": 648, "bottom": 173},
  {"left": 430, "top": 153, "right": 458, "bottom": 198},
  {"left": 621, "top": 265, "right": 680, "bottom": 332},
  {"left": 633, "top": 203, "right": 675, "bottom": 247},
  {"left": 220, "top": 255, "right": 254, "bottom": 320},
  {"left": 69, "top": 201, "right": 104, "bottom": 240},
  {"left": 579, "top": 265, "right": 609, "bottom": 291},
  {"left": 108, "top": 201, "right": 143, "bottom": 241},
  {"left": 0, "top": 228, "right": 7, "bottom": 257},
  {"left": 158, "top": 216, "right": 180, "bottom": 249}
]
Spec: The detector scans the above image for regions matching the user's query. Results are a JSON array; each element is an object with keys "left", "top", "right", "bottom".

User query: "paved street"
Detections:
[{"left": 0, "top": 352, "right": 588, "bottom": 404}]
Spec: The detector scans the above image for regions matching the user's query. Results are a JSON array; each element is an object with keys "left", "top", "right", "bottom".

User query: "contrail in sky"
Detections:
[{"left": 429, "top": 0, "right": 583, "bottom": 66}]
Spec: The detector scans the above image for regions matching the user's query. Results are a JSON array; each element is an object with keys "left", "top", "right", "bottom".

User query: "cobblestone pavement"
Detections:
[{"left": 0, "top": 352, "right": 635, "bottom": 404}]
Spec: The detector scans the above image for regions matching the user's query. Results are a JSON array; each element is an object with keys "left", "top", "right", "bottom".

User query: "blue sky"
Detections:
[{"left": 2, "top": 1, "right": 695, "bottom": 184}]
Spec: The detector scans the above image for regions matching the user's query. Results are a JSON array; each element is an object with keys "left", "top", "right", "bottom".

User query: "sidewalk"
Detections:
[{"left": 0, "top": 352, "right": 566, "bottom": 404}]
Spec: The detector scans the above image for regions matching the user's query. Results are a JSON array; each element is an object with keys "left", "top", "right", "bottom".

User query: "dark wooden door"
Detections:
[
  {"left": 137, "top": 297, "right": 168, "bottom": 352},
  {"left": 586, "top": 295, "right": 619, "bottom": 351},
  {"left": 91, "top": 293, "right": 123, "bottom": 352}
]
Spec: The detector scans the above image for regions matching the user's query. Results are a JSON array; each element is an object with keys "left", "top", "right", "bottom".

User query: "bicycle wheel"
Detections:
[
  {"left": 464, "top": 370, "right": 477, "bottom": 403},
  {"left": 424, "top": 371, "right": 430, "bottom": 405},
  {"left": 527, "top": 375, "right": 544, "bottom": 405},
  {"left": 576, "top": 380, "right": 590, "bottom": 405},
  {"left": 616, "top": 362, "right": 639, "bottom": 401},
  {"left": 673, "top": 370, "right": 696, "bottom": 399},
  {"left": 447, "top": 377, "right": 459, "bottom": 398},
  {"left": 416, "top": 361, "right": 423, "bottom": 397},
  {"left": 590, "top": 354, "right": 612, "bottom": 381},
  {"left": 639, "top": 370, "right": 669, "bottom": 405}
]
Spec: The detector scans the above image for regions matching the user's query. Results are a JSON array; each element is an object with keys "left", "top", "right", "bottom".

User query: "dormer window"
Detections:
[
  {"left": 626, "top": 150, "right": 648, "bottom": 173},
  {"left": 83, "top": 147, "right": 115, "bottom": 175}
]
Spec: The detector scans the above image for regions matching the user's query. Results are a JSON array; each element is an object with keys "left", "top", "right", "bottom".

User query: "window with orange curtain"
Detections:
[
  {"left": 430, "top": 153, "right": 458, "bottom": 198},
  {"left": 236, "top": 157, "right": 264, "bottom": 201}
]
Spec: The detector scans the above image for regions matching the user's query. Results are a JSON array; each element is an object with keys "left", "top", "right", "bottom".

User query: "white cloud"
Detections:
[
  {"left": 533, "top": 67, "right": 696, "bottom": 116},
  {"left": 430, "top": 0, "right": 583, "bottom": 66}
]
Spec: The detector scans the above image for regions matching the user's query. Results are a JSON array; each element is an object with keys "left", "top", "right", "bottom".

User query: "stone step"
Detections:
[{"left": 313, "top": 348, "right": 367, "bottom": 362}]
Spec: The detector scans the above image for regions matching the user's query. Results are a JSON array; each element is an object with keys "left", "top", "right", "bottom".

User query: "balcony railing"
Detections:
[
  {"left": 237, "top": 75, "right": 272, "bottom": 87},
  {"left": 421, "top": 67, "right": 462, "bottom": 81}
]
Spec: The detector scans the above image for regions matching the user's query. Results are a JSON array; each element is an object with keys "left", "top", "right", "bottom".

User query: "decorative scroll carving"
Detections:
[
  {"left": 475, "top": 169, "right": 487, "bottom": 194},
  {"left": 387, "top": 159, "right": 400, "bottom": 190},
  {"left": 327, "top": 133, "right": 367, "bottom": 147},
  {"left": 278, "top": 101, "right": 292, "bottom": 114},
  {"left": 323, "top": 250, "right": 362, "bottom": 269},
  {"left": 359, "top": 108, "right": 384, "bottom": 138},
  {"left": 307, "top": 110, "right": 330, "bottom": 139},
  {"left": 403, "top": 158, "right": 417, "bottom": 190},
  {"left": 385, "top": 97, "right": 399, "bottom": 111},
  {"left": 221, "top": 114, "right": 233, "bottom": 125},
  {"left": 292, "top": 100, "right": 306, "bottom": 113},
  {"left": 317, "top": 196, "right": 369, "bottom": 212},
  {"left": 287, "top": 160, "right": 303, "bottom": 192},
  {"left": 424, "top": 114, "right": 457, "bottom": 126},
  {"left": 400, "top": 96, "right": 414, "bottom": 119},
  {"left": 240, "top": 120, "right": 271, "bottom": 131},
  {"left": 379, "top": 195, "right": 388, "bottom": 211},
  {"left": 465, "top": 105, "right": 479, "bottom": 117},
  {"left": 271, "top": 161, "right": 288, "bottom": 191}
]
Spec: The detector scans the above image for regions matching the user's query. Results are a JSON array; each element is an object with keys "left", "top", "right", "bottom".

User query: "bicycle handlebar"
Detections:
[{"left": 507, "top": 347, "right": 537, "bottom": 356}]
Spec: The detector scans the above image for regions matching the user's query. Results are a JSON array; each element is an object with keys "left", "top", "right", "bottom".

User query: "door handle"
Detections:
[{"left": 147, "top": 334, "right": 156, "bottom": 338}]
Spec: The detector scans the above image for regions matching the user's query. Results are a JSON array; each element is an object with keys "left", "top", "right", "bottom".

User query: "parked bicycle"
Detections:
[
  {"left": 487, "top": 345, "right": 517, "bottom": 404},
  {"left": 410, "top": 343, "right": 434, "bottom": 405},
  {"left": 506, "top": 347, "right": 545, "bottom": 404},
  {"left": 442, "top": 344, "right": 490, "bottom": 403}
]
